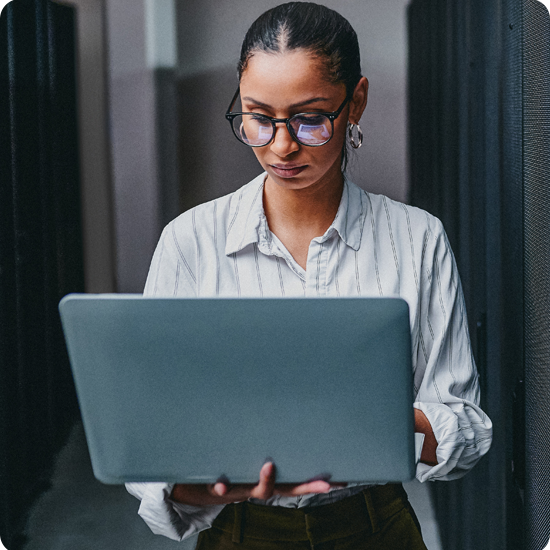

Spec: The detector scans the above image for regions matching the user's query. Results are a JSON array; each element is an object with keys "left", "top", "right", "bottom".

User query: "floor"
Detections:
[{"left": 21, "top": 422, "right": 442, "bottom": 550}]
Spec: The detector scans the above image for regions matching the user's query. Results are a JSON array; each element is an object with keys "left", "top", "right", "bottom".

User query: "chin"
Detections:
[{"left": 268, "top": 172, "right": 317, "bottom": 190}]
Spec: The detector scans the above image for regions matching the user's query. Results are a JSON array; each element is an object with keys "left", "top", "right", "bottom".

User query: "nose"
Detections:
[{"left": 269, "top": 122, "right": 300, "bottom": 156}]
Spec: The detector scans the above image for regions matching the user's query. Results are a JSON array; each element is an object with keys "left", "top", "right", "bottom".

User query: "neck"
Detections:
[{"left": 263, "top": 171, "right": 344, "bottom": 235}]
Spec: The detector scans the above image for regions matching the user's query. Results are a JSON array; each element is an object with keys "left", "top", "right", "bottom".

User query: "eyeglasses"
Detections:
[{"left": 225, "top": 87, "right": 351, "bottom": 147}]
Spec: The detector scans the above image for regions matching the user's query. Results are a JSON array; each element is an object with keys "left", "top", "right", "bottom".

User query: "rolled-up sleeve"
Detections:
[
  {"left": 125, "top": 483, "right": 225, "bottom": 541},
  {"left": 412, "top": 218, "right": 492, "bottom": 482},
  {"left": 125, "top": 220, "right": 225, "bottom": 541}
]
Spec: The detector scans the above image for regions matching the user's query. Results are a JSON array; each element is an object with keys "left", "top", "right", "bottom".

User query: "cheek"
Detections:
[
  {"left": 334, "top": 125, "right": 348, "bottom": 151},
  {"left": 251, "top": 146, "right": 268, "bottom": 167},
  {"left": 319, "top": 123, "right": 347, "bottom": 163},
  {"left": 333, "top": 118, "right": 349, "bottom": 146}
]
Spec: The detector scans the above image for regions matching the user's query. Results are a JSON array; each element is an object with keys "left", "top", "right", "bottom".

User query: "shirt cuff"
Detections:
[
  {"left": 414, "top": 432, "right": 425, "bottom": 463},
  {"left": 125, "top": 482, "right": 225, "bottom": 541}
]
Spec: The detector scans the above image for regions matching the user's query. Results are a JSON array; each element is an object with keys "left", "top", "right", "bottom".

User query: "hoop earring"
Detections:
[{"left": 348, "top": 123, "right": 363, "bottom": 149}]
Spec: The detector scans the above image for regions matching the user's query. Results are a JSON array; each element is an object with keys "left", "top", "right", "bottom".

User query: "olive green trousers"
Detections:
[{"left": 195, "top": 484, "right": 428, "bottom": 550}]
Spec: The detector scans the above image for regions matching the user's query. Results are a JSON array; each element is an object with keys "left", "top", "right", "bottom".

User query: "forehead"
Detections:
[{"left": 239, "top": 50, "right": 344, "bottom": 106}]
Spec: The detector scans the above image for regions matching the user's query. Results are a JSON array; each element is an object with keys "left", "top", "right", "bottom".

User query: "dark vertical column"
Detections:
[
  {"left": 502, "top": 0, "right": 525, "bottom": 548},
  {"left": 408, "top": 0, "right": 440, "bottom": 222},
  {"left": 45, "top": 0, "right": 83, "bottom": 443},
  {"left": 479, "top": 0, "right": 517, "bottom": 546},
  {"left": 407, "top": 0, "right": 524, "bottom": 548},
  {"left": 0, "top": 7, "right": 20, "bottom": 547},
  {"left": 1, "top": 6, "right": 49, "bottom": 545},
  {"left": 406, "top": 1, "right": 423, "bottom": 208},
  {"left": 523, "top": 2, "right": 550, "bottom": 549},
  {"left": 455, "top": 0, "right": 470, "bottom": 284},
  {"left": 439, "top": 0, "right": 460, "bottom": 257},
  {"left": 0, "top": 1, "right": 84, "bottom": 547}
]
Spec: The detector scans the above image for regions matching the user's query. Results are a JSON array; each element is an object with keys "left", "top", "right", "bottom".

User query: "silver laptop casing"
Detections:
[{"left": 59, "top": 295, "right": 415, "bottom": 484}]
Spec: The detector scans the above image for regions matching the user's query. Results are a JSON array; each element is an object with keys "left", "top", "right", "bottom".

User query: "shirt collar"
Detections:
[{"left": 224, "top": 171, "right": 367, "bottom": 256}]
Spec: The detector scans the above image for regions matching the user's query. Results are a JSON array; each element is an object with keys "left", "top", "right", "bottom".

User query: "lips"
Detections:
[{"left": 269, "top": 164, "right": 307, "bottom": 178}]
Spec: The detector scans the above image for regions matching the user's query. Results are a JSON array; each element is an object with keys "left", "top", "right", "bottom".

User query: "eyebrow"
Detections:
[{"left": 241, "top": 96, "right": 331, "bottom": 109}]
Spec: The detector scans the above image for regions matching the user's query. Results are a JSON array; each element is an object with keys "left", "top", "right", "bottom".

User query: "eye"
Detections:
[
  {"left": 251, "top": 114, "right": 270, "bottom": 122},
  {"left": 289, "top": 114, "right": 332, "bottom": 145},
  {"left": 244, "top": 105, "right": 272, "bottom": 117},
  {"left": 293, "top": 114, "right": 327, "bottom": 125}
]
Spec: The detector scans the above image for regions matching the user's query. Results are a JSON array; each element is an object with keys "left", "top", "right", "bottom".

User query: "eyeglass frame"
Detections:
[{"left": 225, "top": 86, "right": 352, "bottom": 147}]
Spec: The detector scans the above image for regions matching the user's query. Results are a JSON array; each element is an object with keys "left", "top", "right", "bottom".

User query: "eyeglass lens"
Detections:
[{"left": 232, "top": 114, "right": 332, "bottom": 146}]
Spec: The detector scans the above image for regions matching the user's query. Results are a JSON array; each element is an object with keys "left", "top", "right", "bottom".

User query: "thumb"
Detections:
[{"left": 252, "top": 461, "right": 276, "bottom": 500}]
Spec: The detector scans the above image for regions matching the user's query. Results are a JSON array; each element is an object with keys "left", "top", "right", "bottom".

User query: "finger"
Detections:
[
  {"left": 206, "top": 483, "right": 255, "bottom": 502},
  {"left": 250, "top": 461, "right": 276, "bottom": 500},
  {"left": 212, "top": 482, "right": 229, "bottom": 496},
  {"left": 210, "top": 474, "right": 232, "bottom": 496},
  {"left": 274, "top": 480, "right": 332, "bottom": 496}
]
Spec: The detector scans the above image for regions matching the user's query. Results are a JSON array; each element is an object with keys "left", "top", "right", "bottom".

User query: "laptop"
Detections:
[{"left": 59, "top": 295, "right": 416, "bottom": 484}]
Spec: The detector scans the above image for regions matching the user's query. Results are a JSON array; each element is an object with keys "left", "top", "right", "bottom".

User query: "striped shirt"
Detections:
[{"left": 126, "top": 171, "right": 492, "bottom": 542}]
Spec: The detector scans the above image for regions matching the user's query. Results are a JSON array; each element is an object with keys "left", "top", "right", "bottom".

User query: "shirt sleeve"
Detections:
[
  {"left": 412, "top": 217, "right": 493, "bottom": 482},
  {"left": 143, "top": 221, "right": 197, "bottom": 298},
  {"left": 125, "top": 483, "right": 225, "bottom": 541},
  {"left": 125, "top": 222, "right": 226, "bottom": 541}
]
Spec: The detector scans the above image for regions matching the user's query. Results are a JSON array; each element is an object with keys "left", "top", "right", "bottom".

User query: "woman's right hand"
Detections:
[{"left": 170, "top": 462, "right": 340, "bottom": 506}]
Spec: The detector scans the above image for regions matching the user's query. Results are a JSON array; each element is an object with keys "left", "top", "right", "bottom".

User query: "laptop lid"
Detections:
[{"left": 59, "top": 295, "right": 415, "bottom": 484}]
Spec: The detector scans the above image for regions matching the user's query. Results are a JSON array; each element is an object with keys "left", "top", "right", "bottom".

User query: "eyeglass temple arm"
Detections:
[
  {"left": 328, "top": 95, "right": 352, "bottom": 120},
  {"left": 226, "top": 87, "right": 241, "bottom": 116}
]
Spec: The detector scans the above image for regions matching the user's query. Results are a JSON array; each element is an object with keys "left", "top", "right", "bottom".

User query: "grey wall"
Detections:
[
  {"left": 102, "top": 0, "right": 180, "bottom": 292},
  {"left": 176, "top": 0, "right": 410, "bottom": 210},
  {"left": 106, "top": 0, "right": 162, "bottom": 292}
]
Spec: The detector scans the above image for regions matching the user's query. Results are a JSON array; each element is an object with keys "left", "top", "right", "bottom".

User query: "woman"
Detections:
[{"left": 127, "top": 3, "right": 492, "bottom": 548}]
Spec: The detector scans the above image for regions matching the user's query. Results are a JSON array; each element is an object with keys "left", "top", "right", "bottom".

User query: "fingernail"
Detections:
[{"left": 264, "top": 456, "right": 273, "bottom": 464}]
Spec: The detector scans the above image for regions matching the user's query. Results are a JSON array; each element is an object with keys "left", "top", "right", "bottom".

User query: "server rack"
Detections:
[
  {"left": 0, "top": 1, "right": 84, "bottom": 547},
  {"left": 408, "top": 0, "right": 550, "bottom": 548}
]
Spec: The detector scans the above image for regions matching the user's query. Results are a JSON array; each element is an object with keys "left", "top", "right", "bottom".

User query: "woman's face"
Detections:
[{"left": 239, "top": 49, "right": 367, "bottom": 193}]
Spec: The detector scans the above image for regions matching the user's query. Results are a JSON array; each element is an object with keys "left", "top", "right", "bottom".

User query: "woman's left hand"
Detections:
[{"left": 170, "top": 462, "right": 343, "bottom": 506}]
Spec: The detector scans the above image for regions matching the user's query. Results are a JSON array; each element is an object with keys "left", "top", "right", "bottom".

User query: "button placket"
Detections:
[{"left": 304, "top": 240, "right": 327, "bottom": 297}]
